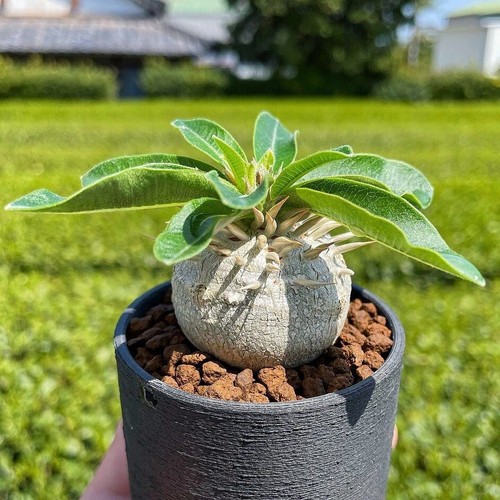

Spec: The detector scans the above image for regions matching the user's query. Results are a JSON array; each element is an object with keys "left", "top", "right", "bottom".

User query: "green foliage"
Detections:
[
  {"left": 6, "top": 109, "right": 483, "bottom": 285},
  {"left": 253, "top": 111, "right": 297, "bottom": 172},
  {"left": 374, "top": 71, "right": 432, "bottom": 102},
  {"left": 227, "top": 0, "right": 429, "bottom": 94},
  {"left": 375, "top": 70, "right": 500, "bottom": 102},
  {"left": 154, "top": 198, "right": 236, "bottom": 265},
  {"left": 429, "top": 70, "right": 500, "bottom": 101},
  {"left": 140, "top": 59, "right": 228, "bottom": 98},
  {"left": 0, "top": 57, "right": 116, "bottom": 100},
  {"left": 0, "top": 99, "right": 498, "bottom": 498}
]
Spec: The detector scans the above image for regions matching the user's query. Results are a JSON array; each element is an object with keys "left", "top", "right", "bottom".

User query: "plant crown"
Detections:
[{"left": 5, "top": 112, "right": 484, "bottom": 286}]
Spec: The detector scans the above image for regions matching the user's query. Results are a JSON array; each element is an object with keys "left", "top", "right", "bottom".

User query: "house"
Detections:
[
  {"left": 433, "top": 2, "right": 500, "bottom": 77},
  {"left": 0, "top": 0, "right": 234, "bottom": 96}
]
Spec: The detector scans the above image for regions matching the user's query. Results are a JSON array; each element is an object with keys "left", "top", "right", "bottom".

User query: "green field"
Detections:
[{"left": 0, "top": 99, "right": 499, "bottom": 499}]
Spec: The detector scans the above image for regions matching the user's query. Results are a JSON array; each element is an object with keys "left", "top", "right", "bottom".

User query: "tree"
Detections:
[{"left": 227, "top": 0, "right": 429, "bottom": 94}]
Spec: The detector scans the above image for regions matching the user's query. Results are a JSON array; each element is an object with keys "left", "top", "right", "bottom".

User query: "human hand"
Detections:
[{"left": 81, "top": 421, "right": 130, "bottom": 500}]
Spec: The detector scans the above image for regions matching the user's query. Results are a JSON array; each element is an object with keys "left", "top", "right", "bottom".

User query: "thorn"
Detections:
[
  {"left": 216, "top": 228, "right": 232, "bottom": 238},
  {"left": 337, "top": 267, "right": 355, "bottom": 276},
  {"left": 226, "top": 223, "right": 250, "bottom": 241},
  {"left": 266, "top": 196, "right": 289, "bottom": 220},
  {"left": 241, "top": 281, "right": 262, "bottom": 291},
  {"left": 251, "top": 207, "right": 265, "bottom": 230},
  {"left": 308, "top": 220, "right": 343, "bottom": 241},
  {"left": 234, "top": 255, "right": 248, "bottom": 267},
  {"left": 302, "top": 242, "right": 333, "bottom": 260},
  {"left": 140, "top": 233, "right": 156, "bottom": 241},
  {"left": 268, "top": 236, "right": 303, "bottom": 251},
  {"left": 209, "top": 245, "right": 232, "bottom": 256},
  {"left": 276, "top": 209, "right": 309, "bottom": 236},
  {"left": 330, "top": 231, "right": 355, "bottom": 244},
  {"left": 256, "top": 234, "right": 267, "bottom": 249},
  {"left": 290, "top": 215, "right": 323, "bottom": 239},
  {"left": 265, "top": 262, "right": 280, "bottom": 273},
  {"left": 210, "top": 236, "right": 226, "bottom": 247},
  {"left": 265, "top": 251, "right": 280, "bottom": 264},
  {"left": 292, "top": 278, "right": 336, "bottom": 287},
  {"left": 264, "top": 213, "right": 277, "bottom": 238},
  {"left": 330, "top": 240, "right": 375, "bottom": 255},
  {"left": 278, "top": 245, "right": 301, "bottom": 258}
]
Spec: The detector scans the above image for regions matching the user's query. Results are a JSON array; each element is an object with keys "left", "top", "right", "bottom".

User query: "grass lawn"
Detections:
[{"left": 0, "top": 99, "right": 498, "bottom": 499}]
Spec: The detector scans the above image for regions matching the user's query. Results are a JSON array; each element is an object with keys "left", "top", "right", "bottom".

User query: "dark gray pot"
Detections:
[{"left": 115, "top": 282, "right": 405, "bottom": 500}]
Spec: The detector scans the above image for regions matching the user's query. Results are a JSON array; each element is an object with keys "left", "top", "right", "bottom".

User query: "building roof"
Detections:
[
  {"left": 0, "top": 17, "right": 205, "bottom": 57},
  {"left": 450, "top": 2, "right": 500, "bottom": 18}
]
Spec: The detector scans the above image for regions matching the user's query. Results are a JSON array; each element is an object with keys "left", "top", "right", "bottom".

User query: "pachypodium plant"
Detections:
[{"left": 6, "top": 112, "right": 484, "bottom": 369}]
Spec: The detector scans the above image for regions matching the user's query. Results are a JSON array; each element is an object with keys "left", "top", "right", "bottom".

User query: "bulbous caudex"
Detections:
[{"left": 172, "top": 231, "right": 353, "bottom": 370}]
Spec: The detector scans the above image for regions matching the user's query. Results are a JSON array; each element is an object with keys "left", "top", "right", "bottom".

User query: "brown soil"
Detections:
[{"left": 127, "top": 289, "right": 393, "bottom": 403}]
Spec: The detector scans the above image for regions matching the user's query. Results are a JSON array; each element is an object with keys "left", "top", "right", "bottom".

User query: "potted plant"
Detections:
[{"left": 6, "top": 112, "right": 484, "bottom": 499}]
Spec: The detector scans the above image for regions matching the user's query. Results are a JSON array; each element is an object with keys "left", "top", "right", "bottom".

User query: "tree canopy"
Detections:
[{"left": 227, "top": 0, "right": 429, "bottom": 94}]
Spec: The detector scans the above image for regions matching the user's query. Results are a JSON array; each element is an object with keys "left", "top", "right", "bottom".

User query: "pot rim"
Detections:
[{"left": 114, "top": 281, "right": 405, "bottom": 413}]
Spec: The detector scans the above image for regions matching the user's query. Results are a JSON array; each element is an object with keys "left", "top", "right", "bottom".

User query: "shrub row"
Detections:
[
  {"left": 374, "top": 70, "right": 500, "bottom": 102},
  {"left": 140, "top": 60, "right": 228, "bottom": 97},
  {"left": 0, "top": 58, "right": 117, "bottom": 100},
  {"left": 2, "top": 56, "right": 499, "bottom": 101}
]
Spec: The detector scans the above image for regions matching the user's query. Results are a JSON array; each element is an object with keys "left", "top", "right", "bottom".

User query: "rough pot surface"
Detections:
[
  {"left": 172, "top": 233, "right": 352, "bottom": 369},
  {"left": 115, "top": 281, "right": 405, "bottom": 500}
]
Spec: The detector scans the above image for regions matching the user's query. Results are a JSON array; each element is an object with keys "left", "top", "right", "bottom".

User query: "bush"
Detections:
[
  {"left": 0, "top": 57, "right": 117, "bottom": 100},
  {"left": 375, "top": 69, "right": 500, "bottom": 102},
  {"left": 373, "top": 72, "right": 431, "bottom": 102},
  {"left": 141, "top": 60, "right": 228, "bottom": 97},
  {"left": 429, "top": 70, "right": 500, "bottom": 100}
]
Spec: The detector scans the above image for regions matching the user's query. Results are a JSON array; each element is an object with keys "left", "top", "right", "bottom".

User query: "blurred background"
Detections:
[{"left": 0, "top": 1, "right": 499, "bottom": 498}]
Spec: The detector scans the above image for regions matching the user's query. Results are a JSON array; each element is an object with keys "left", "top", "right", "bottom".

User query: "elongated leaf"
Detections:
[
  {"left": 154, "top": 198, "right": 235, "bottom": 265},
  {"left": 81, "top": 153, "right": 215, "bottom": 186},
  {"left": 5, "top": 167, "right": 217, "bottom": 213},
  {"left": 205, "top": 170, "right": 269, "bottom": 210},
  {"left": 172, "top": 118, "right": 248, "bottom": 166},
  {"left": 213, "top": 136, "right": 248, "bottom": 193},
  {"left": 271, "top": 150, "right": 347, "bottom": 198},
  {"left": 271, "top": 151, "right": 434, "bottom": 209},
  {"left": 289, "top": 178, "right": 484, "bottom": 286},
  {"left": 253, "top": 111, "right": 297, "bottom": 173}
]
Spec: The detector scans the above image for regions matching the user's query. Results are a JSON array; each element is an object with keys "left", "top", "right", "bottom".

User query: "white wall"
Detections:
[
  {"left": 483, "top": 20, "right": 500, "bottom": 76},
  {"left": 433, "top": 16, "right": 487, "bottom": 73},
  {"left": 2, "top": 0, "right": 145, "bottom": 17}
]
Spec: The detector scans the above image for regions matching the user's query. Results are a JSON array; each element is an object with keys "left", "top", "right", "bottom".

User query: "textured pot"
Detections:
[{"left": 115, "top": 281, "right": 405, "bottom": 500}]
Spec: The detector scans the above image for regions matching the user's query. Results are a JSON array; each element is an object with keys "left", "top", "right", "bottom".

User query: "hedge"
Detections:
[
  {"left": 0, "top": 58, "right": 117, "bottom": 100},
  {"left": 374, "top": 70, "right": 500, "bottom": 102},
  {"left": 140, "top": 60, "right": 228, "bottom": 98}
]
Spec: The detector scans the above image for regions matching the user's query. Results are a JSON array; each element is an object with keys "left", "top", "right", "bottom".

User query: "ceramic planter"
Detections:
[{"left": 115, "top": 281, "right": 405, "bottom": 500}]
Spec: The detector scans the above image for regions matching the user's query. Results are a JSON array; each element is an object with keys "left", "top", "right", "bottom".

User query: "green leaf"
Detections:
[
  {"left": 253, "top": 111, "right": 297, "bottom": 173},
  {"left": 5, "top": 167, "right": 217, "bottom": 213},
  {"left": 212, "top": 136, "right": 248, "bottom": 193},
  {"left": 271, "top": 151, "right": 434, "bottom": 209},
  {"left": 154, "top": 198, "right": 235, "bottom": 265},
  {"left": 81, "top": 153, "right": 215, "bottom": 186},
  {"left": 271, "top": 150, "right": 347, "bottom": 198},
  {"left": 205, "top": 170, "right": 269, "bottom": 210},
  {"left": 172, "top": 118, "right": 248, "bottom": 165},
  {"left": 289, "top": 178, "right": 484, "bottom": 286}
]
